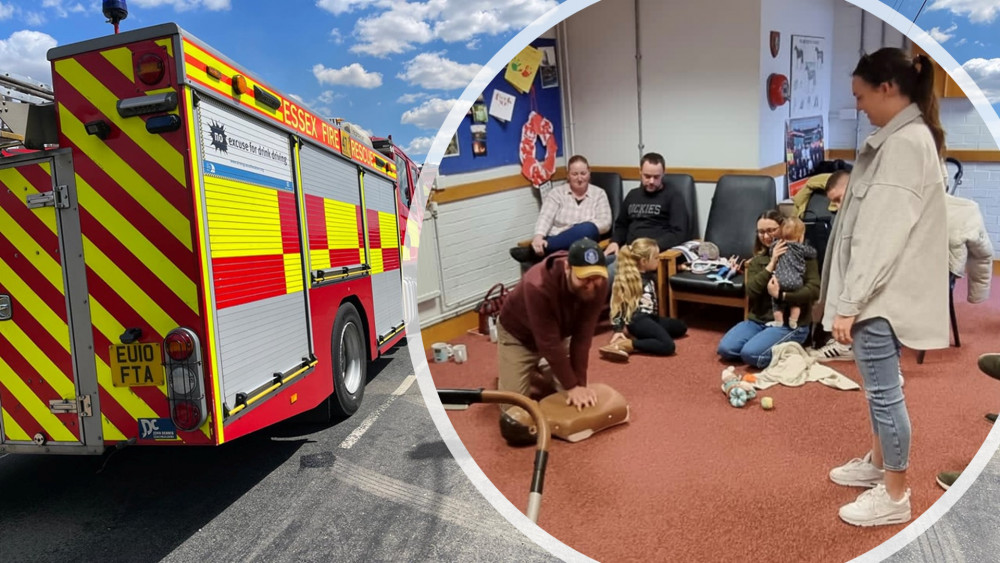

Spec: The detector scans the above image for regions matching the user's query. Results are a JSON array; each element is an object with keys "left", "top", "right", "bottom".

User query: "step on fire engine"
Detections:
[{"left": 0, "top": 16, "right": 420, "bottom": 454}]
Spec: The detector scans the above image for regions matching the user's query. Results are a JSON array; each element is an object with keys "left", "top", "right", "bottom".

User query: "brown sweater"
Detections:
[{"left": 498, "top": 253, "right": 606, "bottom": 390}]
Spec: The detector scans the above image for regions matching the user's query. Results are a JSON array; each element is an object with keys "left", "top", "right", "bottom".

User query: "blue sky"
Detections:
[{"left": 0, "top": 0, "right": 998, "bottom": 162}]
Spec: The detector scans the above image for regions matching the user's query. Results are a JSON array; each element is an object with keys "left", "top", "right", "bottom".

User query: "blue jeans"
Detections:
[
  {"left": 717, "top": 320, "right": 810, "bottom": 368},
  {"left": 853, "top": 317, "right": 909, "bottom": 471},
  {"left": 545, "top": 222, "right": 600, "bottom": 253}
]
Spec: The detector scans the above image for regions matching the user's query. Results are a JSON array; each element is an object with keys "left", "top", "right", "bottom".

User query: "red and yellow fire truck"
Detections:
[{"left": 0, "top": 22, "right": 420, "bottom": 454}]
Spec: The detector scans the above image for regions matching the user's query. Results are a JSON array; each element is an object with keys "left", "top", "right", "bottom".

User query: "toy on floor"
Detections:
[
  {"left": 721, "top": 366, "right": 758, "bottom": 408},
  {"left": 761, "top": 396, "right": 774, "bottom": 410}
]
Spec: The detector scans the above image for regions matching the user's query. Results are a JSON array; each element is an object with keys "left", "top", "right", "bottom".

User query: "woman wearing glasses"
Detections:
[{"left": 716, "top": 209, "right": 819, "bottom": 367}]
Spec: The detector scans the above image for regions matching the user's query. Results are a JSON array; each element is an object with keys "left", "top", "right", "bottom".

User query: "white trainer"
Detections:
[
  {"left": 810, "top": 338, "right": 854, "bottom": 362},
  {"left": 829, "top": 451, "right": 884, "bottom": 488},
  {"left": 839, "top": 484, "right": 911, "bottom": 527}
]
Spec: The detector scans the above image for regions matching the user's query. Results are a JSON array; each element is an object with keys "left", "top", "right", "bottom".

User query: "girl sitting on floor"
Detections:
[{"left": 600, "top": 237, "right": 687, "bottom": 362}]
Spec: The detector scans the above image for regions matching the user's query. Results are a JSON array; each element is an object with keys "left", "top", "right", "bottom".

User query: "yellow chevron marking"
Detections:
[
  {"left": 325, "top": 199, "right": 359, "bottom": 249},
  {"left": 205, "top": 178, "right": 283, "bottom": 258},
  {"left": 2, "top": 409, "right": 30, "bottom": 441},
  {"left": 0, "top": 356, "right": 77, "bottom": 442},
  {"left": 379, "top": 211, "right": 399, "bottom": 249},
  {"left": 101, "top": 47, "right": 134, "bottom": 83},
  {"left": 74, "top": 174, "right": 198, "bottom": 313},
  {"left": 156, "top": 38, "right": 174, "bottom": 57},
  {"left": 0, "top": 320, "right": 74, "bottom": 397},
  {"left": 284, "top": 253, "right": 303, "bottom": 294},
  {"left": 55, "top": 59, "right": 186, "bottom": 187},
  {"left": 186, "top": 87, "right": 223, "bottom": 444},
  {"left": 0, "top": 257, "right": 71, "bottom": 353},
  {"left": 57, "top": 104, "right": 192, "bottom": 250},
  {"left": 101, "top": 414, "right": 127, "bottom": 441},
  {"left": 0, "top": 204, "right": 65, "bottom": 297},
  {"left": 81, "top": 237, "right": 179, "bottom": 336}
]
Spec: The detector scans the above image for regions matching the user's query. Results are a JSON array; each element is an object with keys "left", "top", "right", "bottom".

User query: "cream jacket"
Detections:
[
  {"left": 947, "top": 194, "right": 994, "bottom": 303},
  {"left": 820, "top": 104, "right": 949, "bottom": 350}
]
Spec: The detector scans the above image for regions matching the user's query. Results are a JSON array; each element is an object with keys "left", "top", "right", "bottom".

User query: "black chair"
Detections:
[
  {"left": 662, "top": 175, "right": 777, "bottom": 319},
  {"left": 662, "top": 173, "right": 700, "bottom": 240}
]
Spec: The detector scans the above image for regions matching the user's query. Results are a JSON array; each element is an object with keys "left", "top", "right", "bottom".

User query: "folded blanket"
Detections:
[{"left": 753, "top": 341, "right": 860, "bottom": 391}]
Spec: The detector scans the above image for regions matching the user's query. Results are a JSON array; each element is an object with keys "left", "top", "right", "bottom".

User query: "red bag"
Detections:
[{"left": 476, "top": 283, "right": 508, "bottom": 335}]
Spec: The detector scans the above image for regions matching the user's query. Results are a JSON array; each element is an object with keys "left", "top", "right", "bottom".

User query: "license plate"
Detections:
[{"left": 110, "top": 343, "right": 165, "bottom": 387}]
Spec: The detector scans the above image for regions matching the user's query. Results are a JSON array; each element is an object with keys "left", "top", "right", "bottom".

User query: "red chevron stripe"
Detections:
[
  {"left": 0, "top": 335, "right": 79, "bottom": 439},
  {"left": 51, "top": 71, "right": 191, "bottom": 214},
  {"left": 73, "top": 47, "right": 187, "bottom": 155},
  {"left": 72, "top": 152, "right": 196, "bottom": 270},
  {"left": 0, "top": 381, "right": 45, "bottom": 440},
  {"left": 0, "top": 296, "right": 72, "bottom": 377},
  {"left": 78, "top": 207, "right": 199, "bottom": 328},
  {"left": 0, "top": 235, "right": 67, "bottom": 327}
]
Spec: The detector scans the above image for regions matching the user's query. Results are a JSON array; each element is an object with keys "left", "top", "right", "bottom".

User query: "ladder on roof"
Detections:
[{"left": 0, "top": 73, "right": 56, "bottom": 152}]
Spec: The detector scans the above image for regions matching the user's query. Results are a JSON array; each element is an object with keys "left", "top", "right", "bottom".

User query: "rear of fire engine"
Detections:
[{"left": 0, "top": 22, "right": 417, "bottom": 455}]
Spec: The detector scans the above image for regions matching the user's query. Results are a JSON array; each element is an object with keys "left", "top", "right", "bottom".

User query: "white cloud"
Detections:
[
  {"left": 400, "top": 97, "right": 456, "bottom": 130},
  {"left": 23, "top": 11, "right": 45, "bottom": 25},
  {"left": 352, "top": 7, "right": 435, "bottom": 57},
  {"left": 396, "top": 92, "right": 429, "bottom": 104},
  {"left": 955, "top": 38, "right": 968, "bottom": 46},
  {"left": 927, "top": 23, "right": 958, "bottom": 43},
  {"left": 404, "top": 135, "right": 433, "bottom": 155},
  {"left": 0, "top": 30, "right": 58, "bottom": 86},
  {"left": 397, "top": 52, "right": 482, "bottom": 90},
  {"left": 0, "top": 3, "right": 13, "bottom": 19},
  {"left": 962, "top": 57, "right": 1000, "bottom": 103},
  {"left": 129, "top": 0, "right": 232, "bottom": 12},
  {"left": 329, "top": 28, "right": 344, "bottom": 44},
  {"left": 313, "top": 62, "right": 383, "bottom": 88},
  {"left": 349, "top": 0, "right": 558, "bottom": 56},
  {"left": 316, "top": 0, "right": 379, "bottom": 15},
  {"left": 929, "top": 0, "right": 1000, "bottom": 24}
]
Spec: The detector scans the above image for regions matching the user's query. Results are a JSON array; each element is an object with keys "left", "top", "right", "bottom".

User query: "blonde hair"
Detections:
[
  {"left": 781, "top": 216, "right": 805, "bottom": 241},
  {"left": 610, "top": 238, "right": 659, "bottom": 324}
]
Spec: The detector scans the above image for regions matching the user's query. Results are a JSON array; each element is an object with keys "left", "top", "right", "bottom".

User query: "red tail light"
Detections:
[
  {"left": 136, "top": 53, "right": 165, "bottom": 85},
  {"left": 173, "top": 401, "right": 201, "bottom": 431},
  {"left": 165, "top": 331, "right": 194, "bottom": 361}
]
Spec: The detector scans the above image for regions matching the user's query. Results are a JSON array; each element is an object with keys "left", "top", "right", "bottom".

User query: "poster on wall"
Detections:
[
  {"left": 444, "top": 133, "right": 459, "bottom": 157},
  {"left": 785, "top": 115, "right": 825, "bottom": 197},
  {"left": 538, "top": 46, "right": 558, "bottom": 89},
  {"left": 790, "top": 35, "right": 828, "bottom": 119}
]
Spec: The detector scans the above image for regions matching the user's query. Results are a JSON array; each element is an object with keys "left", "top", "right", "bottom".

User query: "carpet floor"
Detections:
[{"left": 426, "top": 276, "right": 1000, "bottom": 563}]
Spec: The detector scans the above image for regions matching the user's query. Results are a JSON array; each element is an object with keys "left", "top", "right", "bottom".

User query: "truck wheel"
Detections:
[{"left": 330, "top": 302, "right": 367, "bottom": 417}]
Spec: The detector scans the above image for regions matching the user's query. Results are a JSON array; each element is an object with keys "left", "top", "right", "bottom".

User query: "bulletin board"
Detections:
[{"left": 438, "top": 38, "right": 563, "bottom": 176}]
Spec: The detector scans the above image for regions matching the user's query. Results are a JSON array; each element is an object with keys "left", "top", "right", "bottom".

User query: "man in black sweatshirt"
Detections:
[{"left": 603, "top": 152, "right": 689, "bottom": 283}]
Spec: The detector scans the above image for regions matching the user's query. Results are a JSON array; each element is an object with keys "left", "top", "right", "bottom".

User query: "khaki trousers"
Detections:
[{"left": 496, "top": 320, "right": 568, "bottom": 412}]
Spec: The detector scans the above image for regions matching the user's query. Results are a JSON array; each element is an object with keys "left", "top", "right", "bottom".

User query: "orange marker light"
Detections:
[
  {"left": 233, "top": 74, "right": 249, "bottom": 95},
  {"left": 206, "top": 66, "right": 223, "bottom": 80},
  {"left": 290, "top": 393, "right": 298, "bottom": 404}
]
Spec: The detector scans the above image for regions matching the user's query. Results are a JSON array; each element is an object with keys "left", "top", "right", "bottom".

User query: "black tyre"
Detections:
[{"left": 330, "top": 302, "right": 367, "bottom": 417}]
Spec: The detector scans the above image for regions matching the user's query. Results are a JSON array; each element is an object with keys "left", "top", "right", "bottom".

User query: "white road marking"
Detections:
[{"left": 338, "top": 374, "right": 416, "bottom": 449}]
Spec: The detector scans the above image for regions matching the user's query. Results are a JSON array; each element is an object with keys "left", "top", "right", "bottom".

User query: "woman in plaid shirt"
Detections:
[{"left": 510, "top": 155, "right": 613, "bottom": 263}]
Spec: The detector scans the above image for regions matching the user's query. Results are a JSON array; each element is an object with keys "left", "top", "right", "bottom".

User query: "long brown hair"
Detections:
[
  {"left": 610, "top": 238, "right": 659, "bottom": 324},
  {"left": 852, "top": 48, "right": 945, "bottom": 156},
  {"left": 753, "top": 210, "right": 784, "bottom": 256}
]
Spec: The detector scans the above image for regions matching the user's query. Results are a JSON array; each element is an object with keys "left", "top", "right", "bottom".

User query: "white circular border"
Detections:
[{"left": 401, "top": 1, "right": 1000, "bottom": 562}]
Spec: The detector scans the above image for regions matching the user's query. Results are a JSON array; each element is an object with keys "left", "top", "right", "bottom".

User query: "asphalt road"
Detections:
[{"left": 0, "top": 343, "right": 555, "bottom": 563}]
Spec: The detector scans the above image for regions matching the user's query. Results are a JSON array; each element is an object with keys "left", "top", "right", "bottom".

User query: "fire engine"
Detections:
[{"left": 0, "top": 14, "right": 420, "bottom": 454}]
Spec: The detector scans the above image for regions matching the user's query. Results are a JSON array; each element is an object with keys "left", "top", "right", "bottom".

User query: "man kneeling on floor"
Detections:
[{"left": 496, "top": 237, "right": 606, "bottom": 445}]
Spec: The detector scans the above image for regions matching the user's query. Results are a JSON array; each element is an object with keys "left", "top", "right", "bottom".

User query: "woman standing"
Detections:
[
  {"left": 823, "top": 48, "right": 948, "bottom": 527},
  {"left": 716, "top": 210, "right": 819, "bottom": 367}
]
